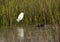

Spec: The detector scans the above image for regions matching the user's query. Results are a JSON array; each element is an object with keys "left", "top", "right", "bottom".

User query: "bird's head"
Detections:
[{"left": 17, "top": 19, "right": 19, "bottom": 22}]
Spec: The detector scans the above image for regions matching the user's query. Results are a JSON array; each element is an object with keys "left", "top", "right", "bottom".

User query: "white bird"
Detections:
[{"left": 17, "top": 12, "right": 24, "bottom": 22}]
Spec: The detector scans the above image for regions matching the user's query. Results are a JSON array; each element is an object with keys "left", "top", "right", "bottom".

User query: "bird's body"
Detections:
[{"left": 17, "top": 12, "right": 24, "bottom": 22}]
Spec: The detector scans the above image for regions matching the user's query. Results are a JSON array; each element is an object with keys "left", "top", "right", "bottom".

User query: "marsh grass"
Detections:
[{"left": 0, "top": 0, "right": 60, "bottom": 26}]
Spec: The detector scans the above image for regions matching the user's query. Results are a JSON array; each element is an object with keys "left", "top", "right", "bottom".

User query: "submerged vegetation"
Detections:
[{"left": 0, "top": 0, "right": 60, "bottom": 26}]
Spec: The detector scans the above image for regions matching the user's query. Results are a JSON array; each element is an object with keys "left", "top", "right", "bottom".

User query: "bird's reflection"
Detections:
[{"left": 17, "top": 27, "right": 24, "bottom": 40}]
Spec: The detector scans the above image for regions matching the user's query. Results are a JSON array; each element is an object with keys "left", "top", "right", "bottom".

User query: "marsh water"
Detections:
[{"left": 0, "top": 25, "right": 60, "bottom": 42}]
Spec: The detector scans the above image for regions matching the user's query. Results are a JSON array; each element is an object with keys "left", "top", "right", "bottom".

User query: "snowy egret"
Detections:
[{"left": 17, "top": 12, "right": 24, "bottom": 22}]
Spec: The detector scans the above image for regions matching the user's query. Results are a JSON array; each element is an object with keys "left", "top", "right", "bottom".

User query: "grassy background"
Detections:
[{"left": 0, "top": 0, "right": 60, "bottom": 26}]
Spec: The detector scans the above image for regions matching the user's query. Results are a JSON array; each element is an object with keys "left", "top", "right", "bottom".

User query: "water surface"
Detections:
[{"left": 0, "top": 25, "right": 59, "bottom": 42}]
